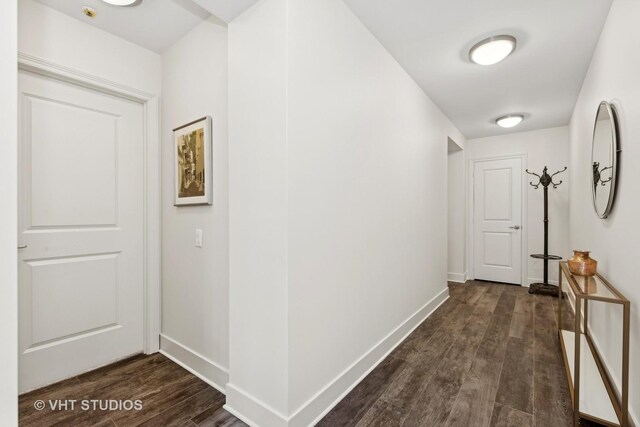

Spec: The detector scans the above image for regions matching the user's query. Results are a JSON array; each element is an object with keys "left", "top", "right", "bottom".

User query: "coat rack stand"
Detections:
[{"left": 526, "top": 166, "right": 567, "bottom": 297}]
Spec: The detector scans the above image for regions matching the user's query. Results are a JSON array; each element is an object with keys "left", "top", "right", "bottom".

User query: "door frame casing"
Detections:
[
  {"left": 466, "top": 153, "right": 528, "bottom": 286},
  {"left": 17, "top": 52, "right": 161, "bottom": 354},
  {"left": 1, "top": 1, "right": 18, "bottom": 424}
]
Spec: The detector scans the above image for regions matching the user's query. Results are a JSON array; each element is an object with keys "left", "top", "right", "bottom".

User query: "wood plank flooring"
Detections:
[
  {"left": 19, "top": 354, "right": 246, "bottom": 427},
  {"left": 20, "top": 281, "right": 579, "bottom": 426},
  {"left": 318, "top": 281, "right": 576, "bottom": 427}
]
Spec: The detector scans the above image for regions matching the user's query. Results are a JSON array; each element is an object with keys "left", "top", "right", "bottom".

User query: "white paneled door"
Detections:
[
  {"left": 18, "top": 71, "right": 144, "bottom": 392},
  {"left": 473, "top": 158, "right": 522, "bottom": 285}
]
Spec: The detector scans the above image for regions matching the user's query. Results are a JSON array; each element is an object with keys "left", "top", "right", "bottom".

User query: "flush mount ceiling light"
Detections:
[
  {"left": 469, "top": 35, "right": 516, "bottom": 66},
  {"left": 101, "top": 0, "right": 139, "bottom": 5},
  {"left": 495, "top": 114, "right": 524, "bottom": 128}
]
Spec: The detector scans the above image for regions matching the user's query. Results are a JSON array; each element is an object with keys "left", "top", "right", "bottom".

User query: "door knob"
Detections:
[
  {"left": 18, "top": 245, "right": 27, "bottom": 249},
  {"left": 509, "top": 225, "right": 521, "bottom": 230}
]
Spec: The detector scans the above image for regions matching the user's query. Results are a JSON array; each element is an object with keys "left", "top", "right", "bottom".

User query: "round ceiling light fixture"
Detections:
[
  {"left": 469, "top": 35, "right": 516, "bottom": 66},
  {"left": 495, "top": 114, "right": 524, "bottom": 128},
  {"left": 101, "top": 0, "right": 139, "bottom": 6}
]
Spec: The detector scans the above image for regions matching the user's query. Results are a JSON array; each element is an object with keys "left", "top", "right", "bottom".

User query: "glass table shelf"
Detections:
[{"left": 560, "top": 262, "right": 627, "bottom": 304}]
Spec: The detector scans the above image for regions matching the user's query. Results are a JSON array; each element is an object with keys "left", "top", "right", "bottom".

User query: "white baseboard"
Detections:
[
  {"left": 159, "top": 334, "right": 228, "bottom": 394},
  {"left": 447, "top": 272, "right": 467, "bottom": 283},
  {"left": 289, "top": 287, "right": 450, "bottom": 427},
  {"left": 224, "top": 384, "right": 288, "bottom": 427},
  {"left": 224, "top": 287, "right": 449, "bottom": 427}
]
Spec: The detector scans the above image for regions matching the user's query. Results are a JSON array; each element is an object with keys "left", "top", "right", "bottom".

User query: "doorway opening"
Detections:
[{"left": 447, "top": 137, "right": 466, "bottom": 283}]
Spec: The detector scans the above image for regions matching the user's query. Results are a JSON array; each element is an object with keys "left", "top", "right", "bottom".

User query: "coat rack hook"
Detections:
[{"left": 525, "top": 168, "right": 542, "bottom": 189}]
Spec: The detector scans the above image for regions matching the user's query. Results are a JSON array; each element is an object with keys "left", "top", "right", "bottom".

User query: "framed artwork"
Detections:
[{"left": 173, "top": 116, "right": 212, "bottom": 206}]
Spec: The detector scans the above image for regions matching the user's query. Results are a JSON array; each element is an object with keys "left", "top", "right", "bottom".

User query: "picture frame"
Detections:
[{"left": 173, "top": 116, "right": 213, "bottom": 206}]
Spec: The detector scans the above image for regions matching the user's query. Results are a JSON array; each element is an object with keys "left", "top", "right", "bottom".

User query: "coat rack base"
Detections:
[
  {"left": 529, "top": 282, "right": 559, "bottom": 297},
  {"left": 529, "top": 253, "right": 563, "bottom": 296}
]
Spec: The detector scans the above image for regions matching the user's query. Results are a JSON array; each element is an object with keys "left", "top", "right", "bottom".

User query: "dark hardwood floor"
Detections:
[
  {"left": 317, "top": 281, "right": 575, "bottom": 427},
  {"left": 20, "top": 281, "right": 576, "bottom": 427},
  {"left": 19, "top": 354, "right": 246, "bottom": 427}
]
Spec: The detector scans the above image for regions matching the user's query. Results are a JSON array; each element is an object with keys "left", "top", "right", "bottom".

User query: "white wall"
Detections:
[
  {"left": 568, "top": 0, "right": 640, "bottom": 422},
  {"left": 448, "top": 143, "right": 466, "bottom": 282},
  {"left": 229, "top": 0, "right": 465, "bottom": 424},
  {"left": 287, "top": 0, "right": 465, "bottom": 418},
  {"left": 0, "top": 0, "right": 18, "bottom": 425},
  {"left": 466, "top": 126, "right": 570, "bottom": 285},
  {"left": 18, "top": 0, "right": 161, "bottom": 95},
  {"left": 228, "top": 0, "right": 290, "bottom": 421},
  {"left": 160, "top": 16, "right": 230, "bottom": 391}
]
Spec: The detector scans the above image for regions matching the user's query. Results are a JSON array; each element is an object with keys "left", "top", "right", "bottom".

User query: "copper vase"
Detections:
[{"left": 568, "top": 250, "right": 597, "bottom": 277}]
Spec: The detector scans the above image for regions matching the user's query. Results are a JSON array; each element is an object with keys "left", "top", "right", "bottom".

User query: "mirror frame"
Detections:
[{"left": 591, "top": 101, "right": 620, "bottom": 219}]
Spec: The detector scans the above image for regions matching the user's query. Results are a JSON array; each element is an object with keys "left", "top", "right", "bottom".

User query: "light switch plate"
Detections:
[{"left": 195, "top": 229, "right": 203, "bottom": 248}]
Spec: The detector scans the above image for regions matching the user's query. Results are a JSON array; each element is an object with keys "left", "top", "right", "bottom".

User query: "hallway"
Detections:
[{"left": 20, "top": 282, "right": 574, "bottom": 426}]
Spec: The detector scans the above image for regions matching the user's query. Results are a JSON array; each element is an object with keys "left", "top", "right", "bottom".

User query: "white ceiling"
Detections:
[
  {"left": 33, "top": 0, "right": 213, "bottom": 53},
  {"left": 344, "top": 0, "right": 613, "bottom": 139},
  {"left": 35, "top": 0, "right": 612, "bottom": 137},
  {"left": 191, "top": 0, "right": 260, "bottom": 23}
]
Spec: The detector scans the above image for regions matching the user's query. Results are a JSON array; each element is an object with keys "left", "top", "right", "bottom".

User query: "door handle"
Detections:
[
  {"left": 18, "top": 245, "right": 27, "bottom": 250},
  {"left": 509, "top": 225, "right": 521, "bottom": 230}
]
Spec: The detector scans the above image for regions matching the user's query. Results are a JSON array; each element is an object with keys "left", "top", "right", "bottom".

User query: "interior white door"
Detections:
[
  {"left": 18, "top": 70, "right": 145, "bottom": 392},
  {"left": 473, "top": 158, "right": 522, "bottom": 284}
]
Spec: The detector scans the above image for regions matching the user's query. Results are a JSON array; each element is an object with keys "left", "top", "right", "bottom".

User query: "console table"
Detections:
[{"left": 557, "top": 262, "right": 630, "bottom": 426}]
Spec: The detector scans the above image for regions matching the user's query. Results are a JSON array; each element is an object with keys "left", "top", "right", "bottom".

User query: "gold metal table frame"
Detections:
[{"left": 557, "top": 261, "right": 630, "bottom": 427}]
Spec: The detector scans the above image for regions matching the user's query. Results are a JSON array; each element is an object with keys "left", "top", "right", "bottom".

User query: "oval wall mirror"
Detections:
[{"left": 591, "top": 101, "right": 620, "bottom": 218}]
